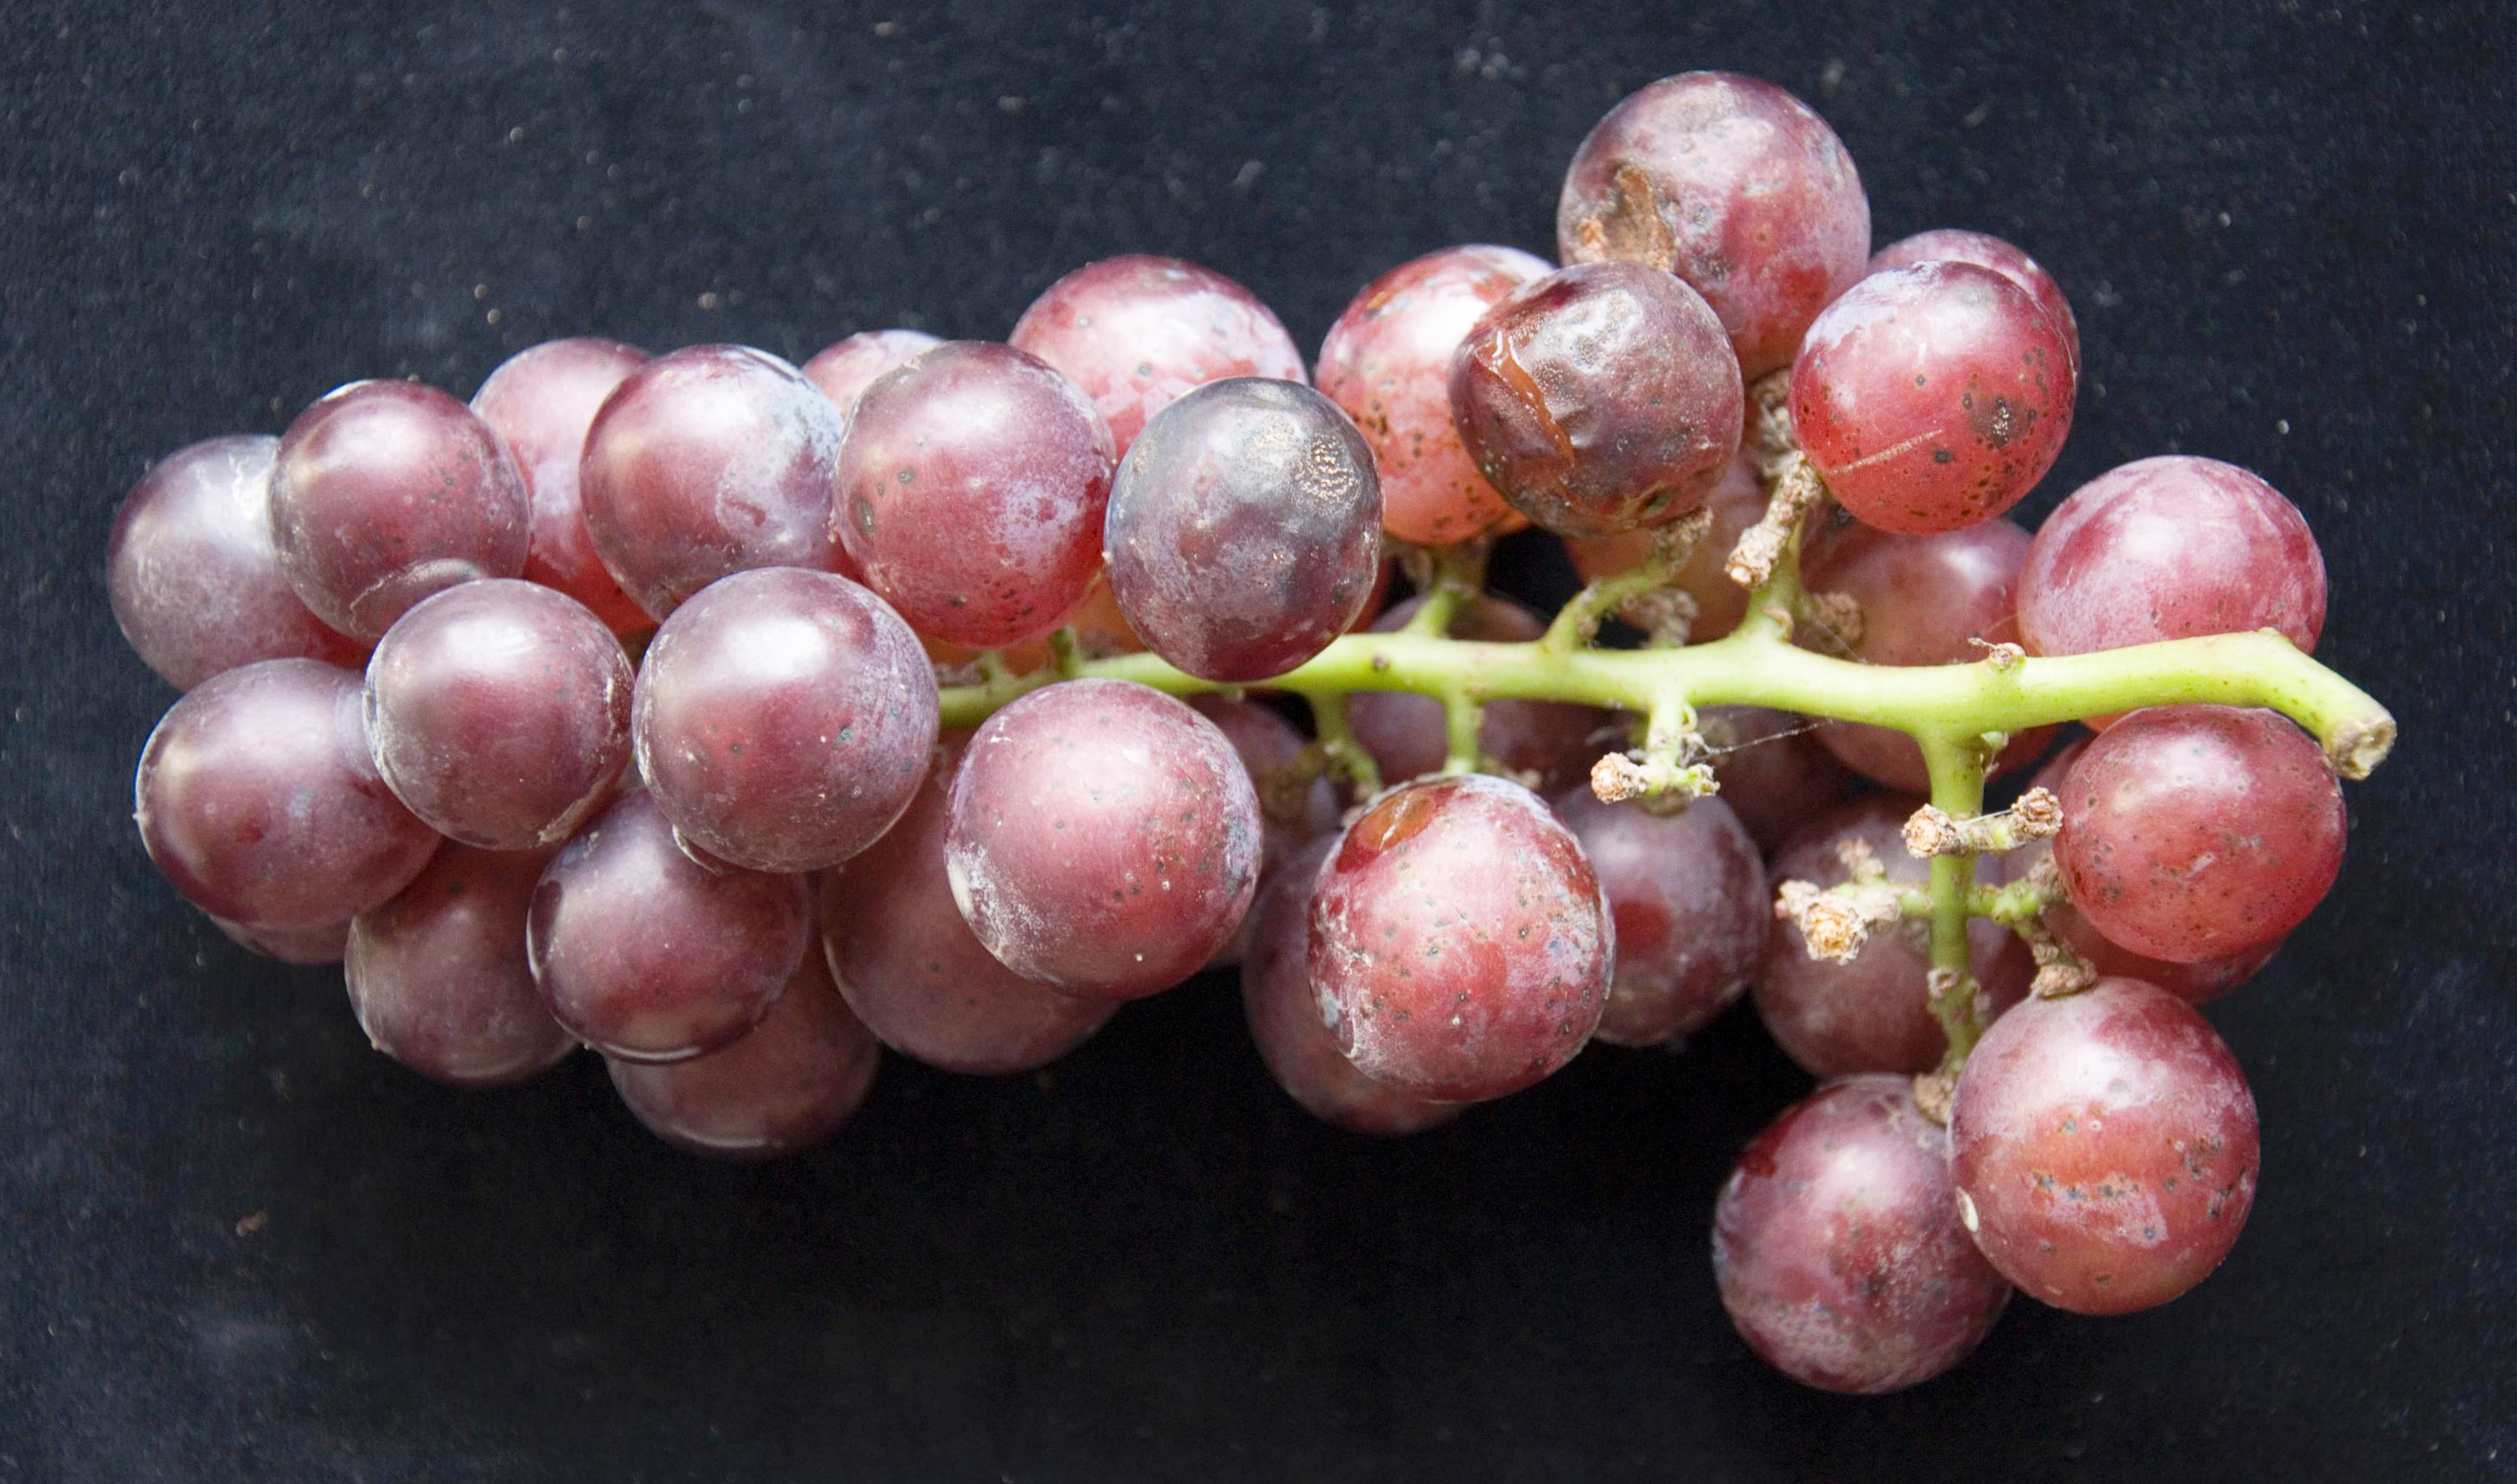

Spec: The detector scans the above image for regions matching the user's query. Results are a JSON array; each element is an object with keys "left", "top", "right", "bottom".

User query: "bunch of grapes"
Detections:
[{"left": 107, "top": 71, "right": 2389, "bottom": 1393}]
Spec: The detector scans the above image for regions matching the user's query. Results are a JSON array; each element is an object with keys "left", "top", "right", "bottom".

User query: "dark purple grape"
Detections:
[
  {"left": 1552, "top": 790, "right": 1765, "bottom": 1046},
  {"left": 1951, "top": 978, "right": 2260, "bottom": 1314},
  {"left": 526, "top": 788, "right": 811, "bottom": 1062},
  {"left": 1242, "top": 837, "right": 1463, "bottom": 1135},
  {"left": 1562, "top": 448, "right": 1765, "bottom": 642},
  {"left": 945, "top": 679, "right": 1263, "bottom": 999},
  {"left": 1349, "top": 593, "right": 1618, "bottom": 794},
  {"left": 1693, "top": 705, "right": 1857, "bottom": 855},
  {"left": 469, "top": 336, "right": 655, "bottom": 634},
  {"left": 1448, "top": 260, "right": 1744, "bottom": 537},
  {"left": 364, "top": 579, "right": 634, "bottom": 850},
  {"left": 345, "top": 844, "right": 576, "bottom": 1087},
  {"left": 833, "top": 341, "right": 1115, "bottom": 649},
  {"left": 801, "top": 329, "right": 942, "bottom": 413},
  {"left": 1869, "top": 228, "right": 2080, "bottom": 370},
  {"left": 1105, "top": 378, "right": 1383, "bottom": 681},
  {"left": 107, "top": 434, "right": 366, "bottom": 690},
  {"left": 1558, "top": 71, "right": 1870, "bottom": 378},
  {"left": 267, "top": 380, "right": 531, "bottom": 639},
  {"left": 578, "top": 344, "right": 852, "bottom": 620},
  {"left": 632, "top": 567, "right": 937, "bottom": 873},
  {"left": 1716, "top": 1075, "right": 2010, "bottom": 1392},
  {"left": 1309, "top": 774, "right": 1612, "bottom": 1102},
  {"left": 1009, "top": 254, "right": 1306, "bottom": 455},
  {"left": 135, "top": 658, "right": 440, "bottom": 929},
  {"left": 1192, "top": 696, "right": 1343, "bottom": 971},
  {"left": 210, "top": 912, "right": 350, "bottom": 965}
]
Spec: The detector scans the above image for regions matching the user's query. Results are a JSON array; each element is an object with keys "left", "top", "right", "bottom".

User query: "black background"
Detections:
[{"left": 4, "top": 2, "right": 2514, "bottom": 1480}]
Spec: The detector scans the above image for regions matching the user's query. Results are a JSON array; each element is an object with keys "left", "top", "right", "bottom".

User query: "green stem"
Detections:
[{"left": 1919, "top": 732, "right": 1990, "bottom": 1070}]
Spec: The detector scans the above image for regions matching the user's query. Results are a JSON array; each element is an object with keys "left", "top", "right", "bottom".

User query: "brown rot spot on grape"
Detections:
[{"left": 1354, "top": 787, "right": 1441, "bottom": 855}]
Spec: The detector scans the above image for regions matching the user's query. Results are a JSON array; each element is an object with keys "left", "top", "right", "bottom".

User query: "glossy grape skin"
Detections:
[
  {"left": 801, "top": 329, "right": 942, "bottom": 412},
  {"left": 267, "top": 380, "right": 532, "bottom": 639},
  {"left": 1562, "top": 450, "right": 1765, "bottom": 642},
  {"left": 820, "top": 740, "right": 1116, "bottom": 1075},
  {"left": 1009, "top": 254, "right": 1307, "bottom": 455},
  {"left": 135, "top": 659, "right": 440, "bottom": 930},
  {"left": 1308, "top": 774, "right": 1612, "bottom": 1103},
  {"left": 1314, "top": 245, "right": 1553, "bottom": 544},
  {"left": 107, "top": 434, "right": 366, "bottom": 690},
  {"left": 578, "top": 344, "right": 851, "bottom": 620},
  {"left": 1799, "top": 519, "right": 2052, "bottom": 790},
  {"left": 833, "top": 341, "right": 1116, "bottom": 649},
  {"left": 1105, "top": 378, "right": 1383, "bottom": 681},
  {"left": 1552, "top": 790, "right": 1764, "bottom": 1046},
  {"left": 608, "top": 944, "right": 881, "bottom": 1161},
  {"left": 1695, "top": 705, "right": 1857, "bottom": 855},
  {"left": 1348, "top": 594, "right": 1617, "bottom": 794},
  {"left": 1951, "top": 978, "right": 2260, "bottom": 1315},
  {"left": 1449, "top": 261, "right": 1744, "bottom": 538},
  {"left": 1716, "top": 1076, "right": 2011, "bottom": 1393},
  {"left": 946, "top": 679, "right": 1263, "bottom": 999},
  {"left": 345, "top": 844, "right": 577, "bottom": 1087},
  {"left": 1869, "top": 229, "right": 2080, "bottom": 371},
  {"left": 364, "top": 579, "right": 634, "bottom": 850},
  {"left": 210, "top": 912, "right": 351, "bottom": 965},
  {"left": 526, "top": 788, "right": 812, "bottom": 1062},
  {"left": 2018, "top": 456, "right": 2326, "bottom": 683},
  {"left": 1756, "top": 795, "right": 2033, "bottom": 1078},
  {"left": 632, "top": 567, "right": 937, "bottom": 874},
  {"left": 468, "top": 336, "right": 655, "bottom": 633},
  {"left": 1557, "top": 71, "right": 1870, "bottom": 378},
  {"left": 2054, "top": 706, "right": 2344, "bottom": 963},
  {"left": 1242, "top": 837, "right": 1463, "bottom": 1136},
  {"left": 1790, "top": 261, "right": 2076, "bottom": 536}
]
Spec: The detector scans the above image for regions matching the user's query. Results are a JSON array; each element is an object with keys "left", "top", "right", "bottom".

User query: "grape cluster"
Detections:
[{"left": 107, "top": 70, "right": 2385, "bottom": 1395}]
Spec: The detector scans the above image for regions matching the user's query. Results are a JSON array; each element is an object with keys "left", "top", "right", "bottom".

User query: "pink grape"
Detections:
[
  {"left": 1348, "top": 594, "right": 1617, "bottom": 794},
  {"left": 345, "top": 844, "right": 577, "bottom": 1087},
  {"left": 1561, "top": 450, "right": 1765, "bottom": 642},
  {"left": 1869, "top": 228, "right": 2080, "bottom": 370},
  {"left": 801, "top": 329, "right": 941, "bottom": 413},
  {"left": 1694, "top": 705, "right": 1856, "bottom": 854},
  {"left": 1552, "top": 789, "right": 1765, "bottom": 1046},
  {"left": 468, "top": 336, "right": 655, "bottom": 633},
  {"left": 1951, "top": 977, "right": 2260, "bottom": 1314}
]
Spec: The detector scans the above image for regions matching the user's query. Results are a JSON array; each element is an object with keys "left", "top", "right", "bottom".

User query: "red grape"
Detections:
[
  {"left": 1009, "top": 253, "right": 1305, "bottom": 455},
  {"left": 268, "top": 379, "right": 531, "bottom": 639},
  {"left": 345, "top": 844, "right": 576, "bottom": 1087},
  {"left": 1191, "top": 696, "right": 1343, "bottom": 970},
  {"left": 1449, "top": 260, "right": 1744, "bottom": 537},
  {"left": 833, "top": 341, "right": 1115, "bottom": 649},
  {"left": 1314, "top": 244, "right": 1552, "bottom": 544},
  {"left": 1715, "top": 1075, "right": 2010, "bottom": 1392},
  {"left": 1789, "top": 261, "right": 2075, "bottom": 535},
  {"left": 632, "top": 566, "right": 937, "bottom": 873},
  {"left": 1951, "top": 977, "right": 2260, "bottom": 1314},
  {"left": 1552, "top": 789, "right": 1764, "bottom": 1046},
  {"left": 468, "top": 336, "right": 654, "bottom": 634},
  {"left": 1869, "top": 228, "right": 2080, "bottom": 370},
  {"left": 1561, "top": 450, "right": 1765, "bottom": 642},
  {"left": 210, "top": 912, "right": 351, "bottom": 966},
  {"left": 2054, "top": 705, "right": 2344, "bottom": 963},
  {"left": 1557, "top": 71, "right": 1870, "bottom": 378},
  {"left": 946, "top": 679, "right": 1263, "bottom": 999},
  {"left": 801, "top": 329, "right": 941, "bottom": 413},
  {"left": 1348, "top": 594, "right": 1617, "bottom": 794},
  {"left": 135, "top": 658, "right": 440, "bottom": 930},
  {"left": 1308, "top": 774, "right": 1612, "bottom": 1102},
  {"left": 107, "top": 434, "right": 366, "bottom": 690},
  {"left": 1105, "top": 378, "right": 1383, "bottom": 681},
  {"left": 1694, "top": 705, "right": 1856, "bottom": 855}
]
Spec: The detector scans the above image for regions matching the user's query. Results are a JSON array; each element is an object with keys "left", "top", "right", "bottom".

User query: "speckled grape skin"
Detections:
[
  {"left": 1009, "top": 254, "right": 1307, "bottom": 455},
  {"left": 834, "top": 341, "right": 1116, "bottom": 649},
  {"left": 107, "top": 435, "right": 367, "bottom": 690},
  {"left": 820, "top": 739, "right": 1116, "bottom": 1075},
  {"left": 1951, "top": 978, "right": 2260, "bottom": 1315},
  {"left": 1242, "top": 837, "right": 1464, "bottom": 1135},
  {"left": 268, "top": 380, "right": 531, "bottom": 640},
  {"left": 1449, "top": 261, "right": 1745, "bottom": 538},
  {"left": 526, "top": 788, "right": 812, "bottom": 1063},
  {"left": 345, "top": 843, "right": 577, "bottom": 1088},
  {"left": 1315, "top": 244, "right": 1553, "bottom": 544},
  {"left": 608, "top": 944, "right": 881, "bottom": 1161},
  {"left": 1869, "top": 228, "right": 2080, "bottom": 371},
  {"left": 210, "top": 912, "right": 351, "bottom": 965},
  {"left": 1553, "top": 789, "right": 1764, "bottom": 1046},
  {"left": 2018, "top": 456, "right": 2326, "bottom": 676},
  {"left": 1694, "top": 705, "right": 1857, "bottom": 855},
  {"left": 1348, "top": 594, "right": 1617, "bottom": 794},
  {"left": 1557, "top": 71, "right": 1871, "bottom": 378},
  {"left": 1789, "top": 261, "right": 2076, "bottom": 536},
  {"left": 135, "top": 659, "right": 440, "bottom": 930},
  {"left": 469, "top": 336, "right": 655, "bottom": 633},
  {"left": 632, "top": 567, "right": 938, "bottom": 874},
  {"left": 946, "top": 679, "right": 1263, "bottom": 1000},
  {"left": 1308, "top": 774, "right": 1612, "bottom": 1103},
  {"left": 801, "top": 329, "right": 942, "bottom": 413},
  {"left": 578, "top": 344, "right": 852, "bottom": 621},
  {"left": 1563, "top": 449, "right": 1765, "bottom": 642},
  {"left": 1756, "top": 795, "right": 2032, "bottom": 1078},
  {"left": 1105, "top": 378, "right": 1383, "bottom": 682},
  {"left": 364, "top": 579, "right": 634, "bottom": 850},
  {"left": 2054, "top": 706, "right": 2344, "bottom": 964},
  {"left": 1799, "top": 519, "right": 2053, "bottom": 790},
  {"left": 1716, "top": 1075, "right": 2011, "bottom": 1393}
]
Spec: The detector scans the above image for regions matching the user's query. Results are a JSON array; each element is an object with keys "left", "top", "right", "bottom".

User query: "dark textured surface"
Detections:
[{"left": 4, "top": 2, "right": 2514, "bottom": 1479}]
